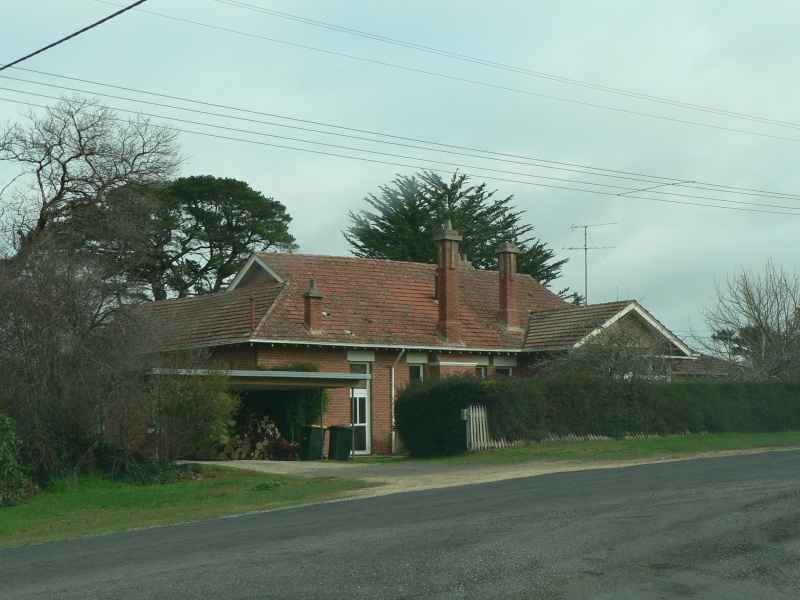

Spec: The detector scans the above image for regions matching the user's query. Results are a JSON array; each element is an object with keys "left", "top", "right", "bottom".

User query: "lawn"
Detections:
[
  {"left": 425, "top": 430, "right": 800, "bottom": 465},
  {"left": 0, "top": 466, "right": 376, "bottom": 549}
]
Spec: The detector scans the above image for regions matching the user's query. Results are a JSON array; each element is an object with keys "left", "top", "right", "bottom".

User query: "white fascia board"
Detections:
[
  {"left": 226, "top": 254, "right": 284, "bottom": 291},
  {"left": 243, "top": 338, "right": 525, "bottom": 354},
  {"left": 430, "top": 361, "right": 478, "bottom": 367},
  {"left": 574, "top": 302, "right": 693, "bottom": 357},
  {"left": 152, "top": 368, "right": 371, "bottom": 381},
  {"left": 165, "top": 337, "right": 531, "bottom": 357}
]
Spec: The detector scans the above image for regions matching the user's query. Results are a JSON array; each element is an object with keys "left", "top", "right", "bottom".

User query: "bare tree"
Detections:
[
  {"left": 0, "top": 95, "right": 181, "bottom": 253},
  {"left": 701, "top": 259, "right": 800, "bottom": 380},
  {"left": 537, "top": 326, "right": 672, "bottom": 380},
  {"left": 0, "top": 235, "right": 154, "bottom": 479}
]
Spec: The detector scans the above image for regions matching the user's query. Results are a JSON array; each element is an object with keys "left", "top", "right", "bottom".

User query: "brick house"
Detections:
[{"left": 145, "top": 222, "right": 698, "bottom": 455}]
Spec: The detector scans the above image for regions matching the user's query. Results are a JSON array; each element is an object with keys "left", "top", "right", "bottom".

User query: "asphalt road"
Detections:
[{"left": 2, "top": 450, "right": 799, "bottom": 599}]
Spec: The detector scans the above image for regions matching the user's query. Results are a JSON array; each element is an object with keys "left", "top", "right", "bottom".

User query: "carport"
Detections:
[{"left": 152, "top": 368, "right": 371, "bottom": 460}]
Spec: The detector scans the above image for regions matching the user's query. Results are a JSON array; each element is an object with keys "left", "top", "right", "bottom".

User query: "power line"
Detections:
[
  {"left": 7, "top": 67, "right": 800, "bottom": 205},
  {"left": 210, "top": 0, "right": 800, "bottom": 132},
  {"left": 2, "top": 84, "right": 799, "bottom": 213},
  {"left": 88, "top": 0, "right": 800, "bottom": 147},
  {"left": 2, "top": 88, "right": 799, "bottom": 214},
  {"left": 2, "top": 93, "right": 800, "bottom": 218},
  {"left": 0, "top": 1, "right": 148, "bottom": 73}
]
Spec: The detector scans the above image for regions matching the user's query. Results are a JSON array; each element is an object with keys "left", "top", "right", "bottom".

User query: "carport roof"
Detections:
[{"left": 151, "top": 369, "right": 371, "bottom": 391}]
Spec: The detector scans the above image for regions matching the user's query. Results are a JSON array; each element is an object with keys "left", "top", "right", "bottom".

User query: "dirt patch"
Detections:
[{"left": 194, "top": 447, "right": 795, "bottom": 497}]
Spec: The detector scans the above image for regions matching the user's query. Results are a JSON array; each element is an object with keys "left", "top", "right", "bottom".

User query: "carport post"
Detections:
[
  {"left": 320, "top": 391, "right": 325, "bottom": 460},
  {"left": 350, "top": 388, "right": 355, "bottom": 461}
]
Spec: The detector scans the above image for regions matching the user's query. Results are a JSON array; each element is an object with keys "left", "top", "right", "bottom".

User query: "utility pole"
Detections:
[{"left": 564, "top": 223, "right": 616, "bottom": 305}]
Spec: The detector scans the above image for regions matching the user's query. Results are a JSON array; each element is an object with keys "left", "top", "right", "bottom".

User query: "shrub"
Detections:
[
  {"left": 149, "top": 368, "right": 239, "bottom": 462},
  {"left": 0, "top": 413, "right": 34, "bottom": 506},
  {"left": 396, "top": 376, "right": 483, "bottom": 457}
]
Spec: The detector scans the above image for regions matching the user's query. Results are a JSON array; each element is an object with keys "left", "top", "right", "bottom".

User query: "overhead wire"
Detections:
[
  {"left": 211, "top": 0, "right": 800, "bottom": 132},
  {"left": 7, "top": 67, "right": 800, "bottom": 204},
  {"left": 2, "top": 92, "right": 799, "bottom": 218},
  {"left": 0, "top": 74, "right": 689, "bottom": 188},
  {"left": 6, "top": 3, "right": 800, "bottom": 214},
  {"left": 0, "top": 0, "right": 148, "bottom": 73},
  {"left": 87, "top": 0, "right": 800, "bottom": 147}
]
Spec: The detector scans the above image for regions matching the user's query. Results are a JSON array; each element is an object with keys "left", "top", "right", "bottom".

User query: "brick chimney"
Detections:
[
  {"left": 496, "top": 242, "right": 521, "bottom": 329},
  {"left": 434, "top": 220, "right": 462, "bottom": 344},
  {"left": 303, "top": 280, "right": 324, "bottom": 334}
]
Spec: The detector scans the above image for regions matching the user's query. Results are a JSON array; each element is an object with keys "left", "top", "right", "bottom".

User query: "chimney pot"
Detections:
[
  {"left": 303, "top": 279, "right": 324, "bottom": 333},
  {"left": 433, "top": 223, "right": 463, "bottom": 344},
  {"left": 496, "top": 242, "right": 521, "bottom": 329}
]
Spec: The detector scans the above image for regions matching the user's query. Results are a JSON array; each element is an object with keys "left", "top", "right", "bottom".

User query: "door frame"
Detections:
[{"left": 349, "top": 362, "right": 371, "bottom": 455}]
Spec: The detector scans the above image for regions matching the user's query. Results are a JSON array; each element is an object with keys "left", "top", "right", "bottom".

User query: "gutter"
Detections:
[
  {"left": 390, "top": 349, "right": 406, "bottom": 455},
  {"left": 240, "top": 338, "right": 526, "bottom": 354}
]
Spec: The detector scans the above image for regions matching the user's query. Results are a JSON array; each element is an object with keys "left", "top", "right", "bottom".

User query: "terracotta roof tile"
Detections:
[
  {"left": 142, "top": 252, "right": 572, "bottom": 351},
  {"left": 144, "top": 282, "right": 284, "bottom": 351},
  {"left": 524, "top": 300, "right": 633, "bottom": 351},
  {"left": 253, "top": 253, "right": 568, "bottom": 348}
]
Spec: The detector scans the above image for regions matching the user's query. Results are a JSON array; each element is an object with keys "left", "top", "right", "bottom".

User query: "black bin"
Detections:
[
  {"left": 327, "top": 425, "right": 353, "bottom": 461},
  {"left": 298, "top": 426, "right": 325, "bottom": 461}
]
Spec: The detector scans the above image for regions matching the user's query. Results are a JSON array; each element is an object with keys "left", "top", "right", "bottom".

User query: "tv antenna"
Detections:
[{"left": 564, "top": 222, "right": 617, "bottom": 305}]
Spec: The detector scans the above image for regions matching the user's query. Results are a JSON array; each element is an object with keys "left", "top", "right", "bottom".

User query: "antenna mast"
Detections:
[{"left": 564, "top": 222, "right": 617, "bottom": 305}]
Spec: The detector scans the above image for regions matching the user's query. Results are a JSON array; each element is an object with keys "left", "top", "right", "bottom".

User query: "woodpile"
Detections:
[{"left": 218, "top": 411, "right": 296, "bottom": 461}]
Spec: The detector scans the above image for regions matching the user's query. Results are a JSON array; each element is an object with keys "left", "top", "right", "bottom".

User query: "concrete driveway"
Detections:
[{"left": 194, "top": 447, "right": 781, "bottom": 496}]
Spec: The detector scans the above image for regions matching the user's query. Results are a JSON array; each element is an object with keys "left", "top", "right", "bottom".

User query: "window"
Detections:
[
  {"left": 409, "top": 364, "right": 424, "bottom": 383},
  {"left": 495, "top": 367, "right": 512, "bottom": 377},
  {"left": 475, "top": 366, "right": 486, "bottom": 378}
]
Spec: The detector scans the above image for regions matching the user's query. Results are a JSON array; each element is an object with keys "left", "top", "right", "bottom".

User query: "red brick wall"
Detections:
[
  {"left": 210, "top": 345, "right": 409, "bottom": 456},
  {"left": 208, "top": 344, "right": 533, "bottom": 455}
]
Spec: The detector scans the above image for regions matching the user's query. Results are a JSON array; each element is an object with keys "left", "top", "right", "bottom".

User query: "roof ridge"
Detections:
[
  {"left": 251, "top": 281, "right": 290, "bottom": 337},
  {"left": 256, "top": 251, "right": 436, "bottom": 269}
]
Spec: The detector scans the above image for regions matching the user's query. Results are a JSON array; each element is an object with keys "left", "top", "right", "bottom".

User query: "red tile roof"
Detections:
[
  {"left": 251, "top": 252, "right": 569, "bottom": 349},
  {"left": 145, "top": 280, "right": 285, "bottom": 351},
  {"left": 143, "top": 252, "right": 572, "bottom": 351},
  {"left": 524, "top": 301, "right": 633, "bottom": 351},
  {"left": 670, "top": 354, "right": 732, "bottom": 377}
]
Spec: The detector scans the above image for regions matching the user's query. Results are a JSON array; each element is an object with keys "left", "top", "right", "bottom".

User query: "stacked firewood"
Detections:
[{"left": 218, "top": 411, "right": 291, "bottom": 461}]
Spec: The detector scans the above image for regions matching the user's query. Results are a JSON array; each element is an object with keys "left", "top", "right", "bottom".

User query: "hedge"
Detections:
[{"left": 395, "top": 376, "right": 800, "bottom": 457}]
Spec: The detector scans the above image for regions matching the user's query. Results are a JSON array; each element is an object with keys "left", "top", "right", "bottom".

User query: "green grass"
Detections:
[
  {"left": 0, "top": 466, "right": 376, "bottom": 549},
  {"left": 397, "top": 430, "right": 800, "bottom": 465}
]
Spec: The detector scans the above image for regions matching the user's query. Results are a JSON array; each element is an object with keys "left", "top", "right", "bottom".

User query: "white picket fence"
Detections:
[
  {"left": 466, "top": 405, "right": 519, "bottom": 451},
  {"left": 465, "top": 405, "right": 697, "bottom": 452}
]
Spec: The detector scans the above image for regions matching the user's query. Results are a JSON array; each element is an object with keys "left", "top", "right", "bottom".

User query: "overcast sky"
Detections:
[{"left": 3, "top": 0, "right": 800, "bottom": 346}]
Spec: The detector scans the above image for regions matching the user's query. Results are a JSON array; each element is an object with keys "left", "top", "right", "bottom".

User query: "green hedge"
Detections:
[{"left": 395, "top": 376, "right": 800, "bottom": 457}]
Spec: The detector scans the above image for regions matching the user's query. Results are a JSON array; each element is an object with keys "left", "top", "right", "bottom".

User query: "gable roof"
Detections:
[
  {"left": 143, "top": 251, "right": 570, "bottom": 352},
  {"left": 524, "top": 301, "right": 630, "bottom": 351},
  {"left": 145, "top": 279, "right": 285, "bottom": 351},
  {"left": 142, "top": 252, "right": 693, "bottom": 357},
  {"left": 248, "top": 252, "right": 568, "bottom": 349},
  {"left": 524, "top": 300, "right": 694, "bottom": 357}
]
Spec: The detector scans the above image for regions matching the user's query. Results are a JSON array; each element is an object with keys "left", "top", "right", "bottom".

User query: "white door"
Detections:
[{"left": 350, "top": 362, "right": 371, "bottom": 454}]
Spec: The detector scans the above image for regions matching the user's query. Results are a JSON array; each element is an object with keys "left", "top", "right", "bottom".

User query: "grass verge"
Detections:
[
  {"left": 412, "top": 430, "right": 800, "bottom": 465},
  {"left": 0, "top": 466, "right": 376, "bottom": 549}
]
